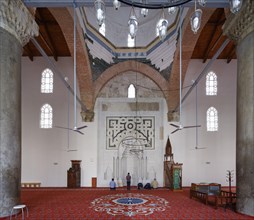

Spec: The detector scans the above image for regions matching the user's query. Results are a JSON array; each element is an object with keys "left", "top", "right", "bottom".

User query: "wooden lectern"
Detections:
[{"left": 67, "top": 160, "right": 81, "bottom": 188}]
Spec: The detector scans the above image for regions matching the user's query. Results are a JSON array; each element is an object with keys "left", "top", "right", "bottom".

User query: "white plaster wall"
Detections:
[
  {"left": 168, "top": 59, "right": 237, "bottom": 187},
  {"left": 21, "top": 57, "right": 97, "bottom": 187},
  {"left": 21, "top": 57, "right": 237, "bottom": 187}
]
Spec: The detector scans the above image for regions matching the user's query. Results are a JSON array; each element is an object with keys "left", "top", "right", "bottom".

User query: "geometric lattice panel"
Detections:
[{"left": 106, "top": 116, "right": 155, "bottom": 150}]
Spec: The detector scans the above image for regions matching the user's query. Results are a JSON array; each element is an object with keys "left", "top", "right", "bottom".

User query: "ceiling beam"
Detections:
[
  {"left": 202, "top": 10, "right": 225, "bottom": 63},
  {"left": 23, "top": 44, "right": 34, "bottom": 61},
  {"left": 226, "top": 44, "right": 236, "bottom": 63},
  {"left": 36, "top": 10, "right": 58, "bottom": 61}
]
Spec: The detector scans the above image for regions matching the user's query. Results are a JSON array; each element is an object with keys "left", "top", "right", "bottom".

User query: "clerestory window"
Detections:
[
  {"left": 128, "top": 84, "right": 136, "bottom": 98},
  {"left": 41, "top": 68, "right": 53, "bottom": 93},
  {"left": 40, "top": 104, "right": 53, "bottom": 129},
  {"left": 207, "top": 107, "right": 218, "bottom": 131},
  {"left": 206, "top": 71, "right": 217, "bottom": 96}
]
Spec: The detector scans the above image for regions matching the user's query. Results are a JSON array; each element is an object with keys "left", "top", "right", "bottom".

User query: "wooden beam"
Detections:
[
  {"left": 36, "top": 10, "right": 58, "bottom": 61},
  {"left": 226, "top": 44, "right": 236, "bottom": 63},
  {"left": 23, "top": 44, "right": 34, "bottom": 61},
  {"left": 202, "top": 10, "right": 225, "bottom": 63}
]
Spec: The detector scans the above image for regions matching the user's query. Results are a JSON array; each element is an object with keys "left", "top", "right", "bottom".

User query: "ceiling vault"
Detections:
[{"left": 21, "top": 3, "right": 237, "bottom": 122}]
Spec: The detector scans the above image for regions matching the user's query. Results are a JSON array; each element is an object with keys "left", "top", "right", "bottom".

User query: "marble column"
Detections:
[
  {"left": 223, "top": 0, "right": 254, "bottom": 216},
  {"left": 0, "top": 0, "right": 38, "bottom": 217}
]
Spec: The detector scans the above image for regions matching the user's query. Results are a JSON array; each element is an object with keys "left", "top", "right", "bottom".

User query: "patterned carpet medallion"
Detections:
[{"left": 91, "top": 193, "right": 169, "bottom": 217}]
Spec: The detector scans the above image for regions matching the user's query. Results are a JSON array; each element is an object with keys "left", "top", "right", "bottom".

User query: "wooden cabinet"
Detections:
[{"left": 67, "top": 160, "right": 81, "bottom": 188}]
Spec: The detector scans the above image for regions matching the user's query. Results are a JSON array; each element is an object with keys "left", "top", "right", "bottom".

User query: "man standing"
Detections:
[{"left": 126, "top": 173, "right": 131, "bottom": 190}]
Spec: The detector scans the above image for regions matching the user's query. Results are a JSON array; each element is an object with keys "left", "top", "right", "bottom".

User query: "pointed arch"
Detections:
[
  {"left": 94, "top": 60, "right": 169, "bottom": 101},
  {"left": 206, "top": 71, "right": 217, "bottom": 96},
  {"left": 128, "top": 84, "right": 136, "bottom": 98},
  {"left": 41, "top": 68, "right": 53, "bottom": 93},
  {"left": 207, "top": 107, "right": 218, "bottom": 131},
  {"left": 40, "top": 104, "right": 53, "bottom": 128}
]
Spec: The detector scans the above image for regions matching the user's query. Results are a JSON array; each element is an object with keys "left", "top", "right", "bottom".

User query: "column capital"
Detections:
[
  {"left": 81, "top": 110, "right": 95, "bottom": 122},
  {"left": 167, "top": 111, "right": 179, "bottom": 122},
  {"left": 0, "top": 0, "right": 38, "bottom": 46},
  {"left": 223, "top": 0, "right": 254, "bottom": 43}
]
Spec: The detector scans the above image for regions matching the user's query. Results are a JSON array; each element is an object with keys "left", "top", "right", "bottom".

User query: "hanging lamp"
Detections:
[
  {"left": 157, "top": 9, "right": 168, "bottom": 42},
  {"left": 113, "top": 0, "right": 121, "bottom": 10},
  {"left": 128, "top": 7, "right": 138, "bottom": 39},
  {"left": 190, "top": 0, "right": 202, "bottom": 34},
  {"left": 198, "top": 0, "right": 206, "bottom": 7},
  {"left": 94, "top": 0, "right": 106, "bottom": 26},
  {"left": 140, "top": 0, "right": 148, "bottom": 17},
  {"left": 229, "top": 0, "right": 242, "bottom": 14}
]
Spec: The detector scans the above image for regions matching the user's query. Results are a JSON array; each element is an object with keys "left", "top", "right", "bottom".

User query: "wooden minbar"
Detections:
[
  {"left": 67, "top": 160, "right": 81, "bottom": 188},
  {"left": 164, "top": 137, "right": 183, "bottom": 191}
]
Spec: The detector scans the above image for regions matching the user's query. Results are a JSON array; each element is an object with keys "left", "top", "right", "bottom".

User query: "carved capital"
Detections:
[
  {"left": 81, "top": 110, "right": 95, "bottom": 122},
  {"left": 223, "top": 0, "right": 254, "bottom": 43},
  {"left": 167, "top": 111, "right": 179, "bottom": 122},
  {"left": 0, "top": 0, "right": 38, "bottom": 46}
]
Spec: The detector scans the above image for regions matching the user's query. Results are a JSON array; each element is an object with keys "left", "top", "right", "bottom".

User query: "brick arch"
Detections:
[
  {"left": 49, "top": 8, "right": 94, "bottom": 111},
  {"left": 94, "top": 60, "right": 169, "bottom": 101},
  {"left": 167, "top": 7, "right": 216, "bottom": 119}
]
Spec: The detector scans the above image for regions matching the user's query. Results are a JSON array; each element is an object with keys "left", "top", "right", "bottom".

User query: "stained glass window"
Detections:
[
  {"left": 207, "top": 107, "right": 218, "bottom": 131},
  {"left": 41, "top": 68, "right": 53, "bottom": 93},
  {"left": 40, "top": 104, "right": 53, "bottom": 128},
  {"left": 206, "top": 71, "right": 217, "bottom": 96}
]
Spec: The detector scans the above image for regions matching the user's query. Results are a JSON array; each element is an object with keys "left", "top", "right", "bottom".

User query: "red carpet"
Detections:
[{"left": 1, "top": 188, "right": 253, "bottom": 220}]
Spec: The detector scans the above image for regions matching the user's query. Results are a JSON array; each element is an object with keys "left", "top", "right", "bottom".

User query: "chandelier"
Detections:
[{"left": 94, "top": 0, "right": 243, "bottom": 40}]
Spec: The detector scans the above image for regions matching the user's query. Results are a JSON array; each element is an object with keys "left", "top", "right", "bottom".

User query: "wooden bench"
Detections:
[
  {"left": 21, "top": 182, "right": 41, "bottom": 188},
  {"left": 190, "top": 183, "right": 236, "bottom": 210},
  {"left": 190, "top": 183, "right": 221, "bottom": 207},
  {"left": 216, "top": 190, "right": 237, "bottom": 210}
]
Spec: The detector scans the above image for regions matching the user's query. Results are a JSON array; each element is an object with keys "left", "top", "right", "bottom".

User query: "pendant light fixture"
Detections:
[
  {"left": 128, "top": 7, "right": 138, "bottom": 39},
  {"left": 190, "top": 0, "right": 202, "bottom": 34},
  {"left": 168, "top": 6, "right": 177, "bottom": 15},
  {"left": 229, "top": 0, "right": 242, "bottom": 14},
  {"left": 94, "top": 0, "right": 106, "bottom": 26},
  {"left": 198, "top": 0, "right": 206, "bottom": 7},
  {"left": 157, "top": 9, "right": 168, "bottom": 42},
  {"left": 140, "top": 0, "right": 148, "bottom": 17},
  {"left": 167, "top": 0, "right": 177, "bottom": 15},
  {"left": 113, "top": 0, "right": 121, "bottom": 10}
]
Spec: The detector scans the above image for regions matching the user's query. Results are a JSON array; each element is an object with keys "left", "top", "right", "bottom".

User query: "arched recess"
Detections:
[
  {"left": 49, "top": 8, "right": 94, "bottom": 113},
  {"left": 167, "top": 7, "right": 216, "bottom": 120},
  {"left": 94, "top": 60, "right": 169, "bottom": 102}
]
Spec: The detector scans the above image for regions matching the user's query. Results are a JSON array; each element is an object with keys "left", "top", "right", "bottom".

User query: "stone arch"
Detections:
[
  {"left": 94, "top": 60, "right": 169, "bottom": 102},
  {"left": 49, "top": 7, "right": 94, "bottom": 111}
]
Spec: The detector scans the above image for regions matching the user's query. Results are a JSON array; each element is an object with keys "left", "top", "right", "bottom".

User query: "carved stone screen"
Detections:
[{"left": 106, "top": 116, "right": 155, "bottom": 150}]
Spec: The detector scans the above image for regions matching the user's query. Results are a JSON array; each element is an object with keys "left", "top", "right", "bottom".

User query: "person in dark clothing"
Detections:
[
  {"left": 137, "top": 182, "right": 143, "bottom": 190},
  {"left": 144, "top": 182, "right": 152, "bottom": 189},
  {"left": 126, "top": 173, "right": 131, "bottom": 190}
]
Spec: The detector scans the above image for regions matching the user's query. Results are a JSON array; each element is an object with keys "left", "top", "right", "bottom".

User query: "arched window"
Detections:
[
  {"left": 40, "top": 104, "right": 53, "bottom": 128},
  {"left": 206, "top": 71, "right": 217, "bottom": 96},
  {"left": 128, "top": 84, "right": 136, "bottom": 98},
  {"left": 41, "top": 68, "right": 53, "bottom": 93},
  {"left": 207, "top": 107, "right": 218, "bottom": 131}
]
